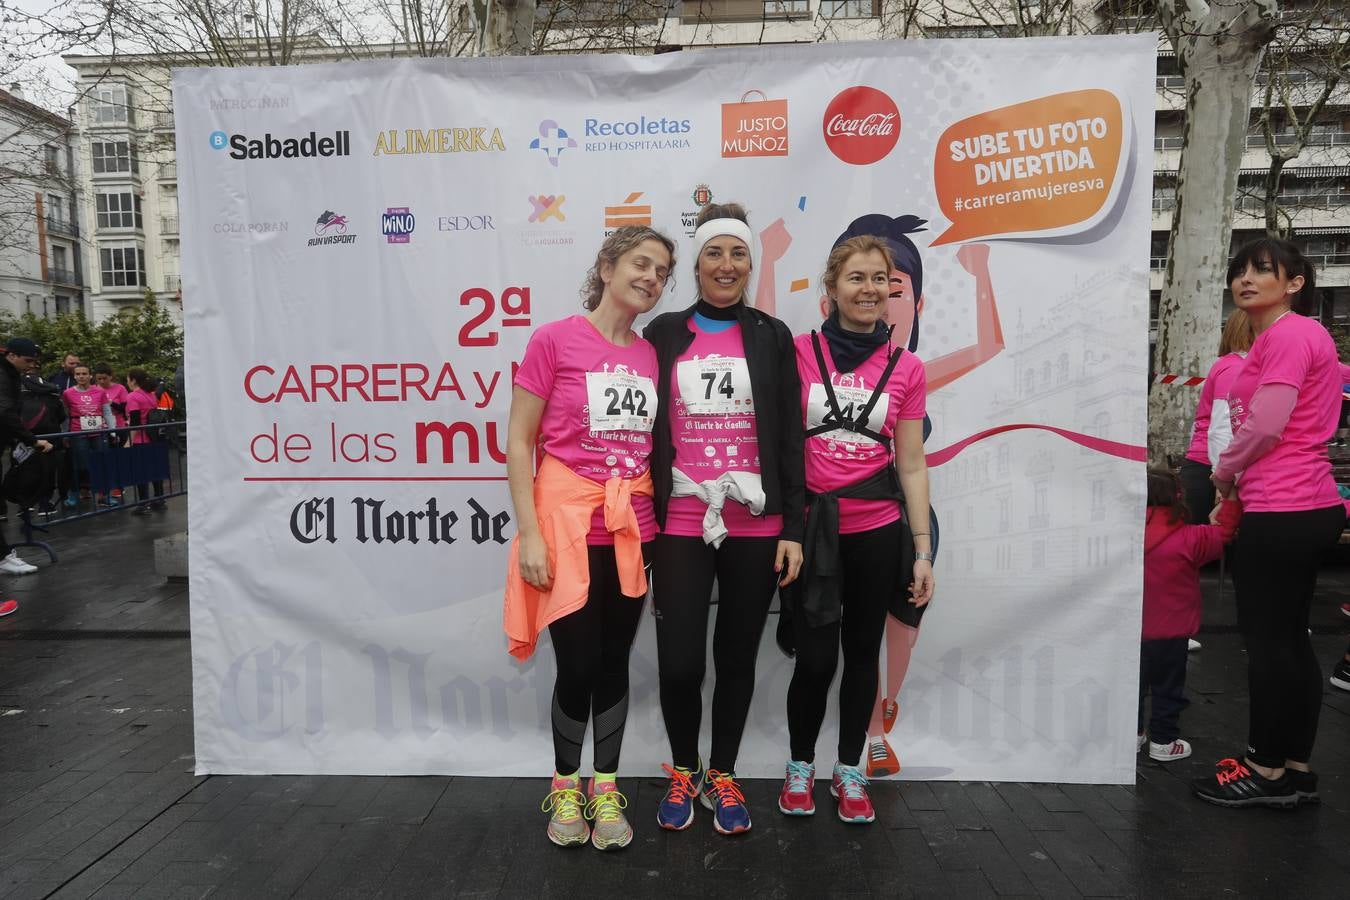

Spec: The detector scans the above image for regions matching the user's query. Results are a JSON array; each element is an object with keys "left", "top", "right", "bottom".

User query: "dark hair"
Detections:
[
  {"left": 1226, "top": 237, "right": 1317, "bottom": 315},
  {"left": 1146, "top": 468, "right": 1187, "bottom": 524},
  {"left": 93, "top": 362, "right": 113, "bottom": 376},
  {"left": 821, "top": 236, "right": 895, "bottom": 304},
  {"left": 127, "top": 367, "right": 149, "bottom": 388},
  {"left": 72, "top": 363, "right": 90, "bottom": 374},
  {"left": 579, "top": 226, "right": 676, "bottom": 311},
  {"left": 833, "top": 214, "right": 927, "bottom": 351}
]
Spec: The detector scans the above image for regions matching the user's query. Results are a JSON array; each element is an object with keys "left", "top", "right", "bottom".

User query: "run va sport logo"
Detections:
[{"left": 822, "top": 86, "right": 900, "bottom": 166}]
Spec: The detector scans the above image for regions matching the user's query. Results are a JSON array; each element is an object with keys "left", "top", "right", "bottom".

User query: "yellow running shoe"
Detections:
[
  {"left": 586, "top": 780, "right": 633, "bottom": 850},
  {"left": 542, "top": 775, "right": 589, "bottom": 847}
]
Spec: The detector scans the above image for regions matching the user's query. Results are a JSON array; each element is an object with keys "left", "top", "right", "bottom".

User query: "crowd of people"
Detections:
[{"left": 0, "top": 341, "right": 177, "bottom": 617}]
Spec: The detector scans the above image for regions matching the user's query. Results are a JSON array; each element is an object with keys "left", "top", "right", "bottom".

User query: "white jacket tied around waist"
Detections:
[{"left": 669, "top": 468, "right": 767, "bottom": 547}]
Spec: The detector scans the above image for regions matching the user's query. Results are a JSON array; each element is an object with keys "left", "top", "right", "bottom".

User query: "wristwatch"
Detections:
[{"left": 914, "top": 551, "right": 935, "bottom": 562}]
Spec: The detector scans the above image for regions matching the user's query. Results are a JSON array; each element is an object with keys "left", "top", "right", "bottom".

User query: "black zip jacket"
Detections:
[
  {"left": 643, "top": 301, "right": 805, "bottom": 543},
  {"left": 0, "top": 357, "right": 38, "bottom": 447}
]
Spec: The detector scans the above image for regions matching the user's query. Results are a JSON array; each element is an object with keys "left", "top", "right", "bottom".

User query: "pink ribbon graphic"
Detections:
[{"left": 925, "top": 423, "right": 1147, "bottom": 468}]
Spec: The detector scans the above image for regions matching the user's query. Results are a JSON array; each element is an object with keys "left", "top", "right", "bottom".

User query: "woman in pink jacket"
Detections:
[
  {"left": 1177, "top": 311, "right": 1253, "bottom": 524},
  {"left": 1140, "top": 469, "right": 1238, "bottom": 763}
]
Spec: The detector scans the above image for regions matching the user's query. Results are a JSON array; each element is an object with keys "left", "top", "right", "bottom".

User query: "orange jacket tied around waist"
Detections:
[{"left": 503, "top": 455, "right": 653, "bottom": 661}]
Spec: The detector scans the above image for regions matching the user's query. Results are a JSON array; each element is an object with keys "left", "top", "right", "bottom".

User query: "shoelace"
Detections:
[
  {"left": 541, "top": 785, "right": 586, "bottom": 821},
  {"left": 868, "top": 740, "right": 889, "bottom": 762},
  {"left": 705, "top": 771, "right": 746, "bottom": 809},
  {"left": 1215, "top": 758, "right": 1252, "bottom": 786},
  {"left": 835, "top": 765, "right": 869, "bottom": 800},
  {"left": 586, "top": 788, "right": 628, "bottom": 823},
  {"left": 784, "top": 760, "right": 813, "bottom": 793},
  {"left": 661, "top": 763, "right": 697, "bottom": 805}
]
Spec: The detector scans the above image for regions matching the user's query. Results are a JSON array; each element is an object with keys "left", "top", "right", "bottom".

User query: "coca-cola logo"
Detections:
[{"left": 822, "top": 86, "right": 901, "bottom": 166}]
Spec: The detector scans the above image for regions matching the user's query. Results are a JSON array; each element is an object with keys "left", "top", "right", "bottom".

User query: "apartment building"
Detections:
[
  {"left": 0, "top": 85, "right": 85, "bottom": 320},
  {"left": 61, "top": 1, "right": 1349, "bottom": 327}
]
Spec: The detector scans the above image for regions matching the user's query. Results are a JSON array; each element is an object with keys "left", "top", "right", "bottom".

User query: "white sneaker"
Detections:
[
  {"left": 1187, "top": 639, "right": 1201, "bottom": 651},
  {"left": 1148, "top": 738, "right": 1192, "bottom": 762},
  {"left": 0, "top": 551, "right": 37, "bottom": 575}
]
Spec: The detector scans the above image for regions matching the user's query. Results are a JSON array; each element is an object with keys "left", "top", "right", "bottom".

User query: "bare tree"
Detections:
[{"left": 1149, "top": 0, "right": 1277, "bottom": 465}]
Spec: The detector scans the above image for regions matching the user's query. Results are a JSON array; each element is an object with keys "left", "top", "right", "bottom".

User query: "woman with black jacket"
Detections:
[{"left": 643, "top": 202, "right": 804, "bottom": 836}]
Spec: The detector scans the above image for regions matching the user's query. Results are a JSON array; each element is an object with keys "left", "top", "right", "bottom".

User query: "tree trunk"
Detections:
[{"left": 1148, "top": 1, "right": 1276, "bottom": 466}]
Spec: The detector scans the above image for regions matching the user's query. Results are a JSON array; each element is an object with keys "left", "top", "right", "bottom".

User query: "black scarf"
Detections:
[
  {"left": 821, "top": 311, "right": 890, "bottom": 373},
  {"left": 695, "top": 298, "right": 738, "bottom": 321}
]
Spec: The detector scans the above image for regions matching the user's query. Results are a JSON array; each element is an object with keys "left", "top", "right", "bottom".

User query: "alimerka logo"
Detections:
[
  {"left": 372, "top": 127, "right": 505, "bottom": 155},
  {"left": 822, "top": 86, "right": 900, "bottom": 166}
]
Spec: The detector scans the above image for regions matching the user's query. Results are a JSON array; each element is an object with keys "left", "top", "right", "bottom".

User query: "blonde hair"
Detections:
[
  {"left": 579, "top": 226, "right": 676, "bottom": 311},
  {"left": 821, "top": 236, "right": 895, "bottom": 309},
  {"left": 1219, "top": 309, "right": 1254, "bottom": 355}
]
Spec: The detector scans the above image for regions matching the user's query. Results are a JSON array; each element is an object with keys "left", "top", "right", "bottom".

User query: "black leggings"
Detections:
[
  {"left": 1231, "top": 506, "right": 1344, "bottom": 768},
  {"left": 787, "top": 520, "right": 899, "bottom": 767},
  {"left": 1176, "top": 459, "right": 1214, "bottom": 526},
  {"left": 654, "top": 535, "right": 780, "bottom": 773},
  {"left": 546, "top": 541, "right": 652, "bottom": 775}
]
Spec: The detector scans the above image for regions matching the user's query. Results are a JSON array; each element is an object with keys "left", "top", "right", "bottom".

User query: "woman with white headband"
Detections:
[{"left": 643, "top": 202, "right": 805, "bottom": 836}]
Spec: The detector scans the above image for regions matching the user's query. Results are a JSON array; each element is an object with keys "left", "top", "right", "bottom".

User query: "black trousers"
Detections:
[
  {"left": 1176, "top": 459, "right": 1214, "bottom": 526},
  {"left": 546, "top": 541, "right": 652, "bottom": 775},
  {"left": 786, "top": 520, "right": 900, "bottom": 766},
  {"left": 653, "top": 534, "right": 779, "bottom": 773},
  {"left": 1231, "top": 505, "right": 1344, "bottom": 767},
  {"left": 1138, "top": 638, "right": 1189, "bottom": 744}
]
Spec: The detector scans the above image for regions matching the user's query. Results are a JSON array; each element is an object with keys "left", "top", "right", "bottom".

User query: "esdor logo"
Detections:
[{"left": 822, "top": 86, "right": 900, "bottom": 166}]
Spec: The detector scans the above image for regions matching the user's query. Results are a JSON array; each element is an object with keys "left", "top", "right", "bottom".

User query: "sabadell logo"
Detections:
[{"left": 821, "top": 87, "right": 900, "bottom": 166}]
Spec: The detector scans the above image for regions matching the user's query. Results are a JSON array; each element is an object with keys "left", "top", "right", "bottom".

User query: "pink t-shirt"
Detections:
[
  {"left": 1184, "top": 353, "right": 1245, "bottom": 465},
  {"left": 101, "top": 382, "right": 130, "bottom": 427},
  {"left": 514, "top": 315, "right": 658, "bottom": 545},
  {"left": 796, "top": 332, "right": 926, "bottom": 534},
  {"left": 62, "top": 386, "right": 109, "bottom": 432},
  {"left": 665, "top": 320, "right": 782, "bottom": 539},
  {"left": 1225, "top": 313, "right": 1341, "bottom": 512},
  {"left": 125, "top": 388, "right": 156, "bottom": 444}
]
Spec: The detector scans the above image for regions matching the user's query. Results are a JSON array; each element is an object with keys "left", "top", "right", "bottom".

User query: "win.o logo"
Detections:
[{"left": 209, "top": 131, "right": 229, "bottom": 150}]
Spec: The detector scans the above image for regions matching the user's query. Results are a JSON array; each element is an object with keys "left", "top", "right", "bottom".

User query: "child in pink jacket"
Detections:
[{"left": 1141, "top": 468, "right": 1240, "bottom": 762}]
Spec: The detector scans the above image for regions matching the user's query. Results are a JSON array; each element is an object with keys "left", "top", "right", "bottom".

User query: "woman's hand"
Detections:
[
  {"left": 518, "top": 531, "right": 553, "bottom": 591},
  {"left": 1211, "top": 473, "right": 1235, "bottom": 501},
  {"left": 775, "top": 540, "right": 803, "bottom": 587},
  {"left": 909, "top": 560, "right": 935, "bottom": 607}
]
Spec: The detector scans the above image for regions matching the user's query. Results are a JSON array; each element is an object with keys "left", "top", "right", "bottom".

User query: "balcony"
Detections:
[
  {"left": 163, "top": 274, "right": 181, "bottom": 293},
  {"left": 161, "top": 216, "right": 179, "bottom": 235},
  {"left": 156, "top": 161, "right": 176, "bottom": 181},
  {"left": 45, "top": 217, "right": 79, "bottom": 239},
  {"left": 154, "top": 110, "right": 175, "bottom": 130},
  {"left": 47, "top": 267, "right": 83, "bottom": 287}
]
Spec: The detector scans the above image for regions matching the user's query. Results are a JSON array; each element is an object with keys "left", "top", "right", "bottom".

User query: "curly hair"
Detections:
[{"left": 579, "top": 226, "right": 677, "bottom": 311}]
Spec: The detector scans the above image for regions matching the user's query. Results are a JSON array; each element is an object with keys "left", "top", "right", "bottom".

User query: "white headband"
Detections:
[{"left": 693, "top": 218, "right": 753, "bottom": 256}]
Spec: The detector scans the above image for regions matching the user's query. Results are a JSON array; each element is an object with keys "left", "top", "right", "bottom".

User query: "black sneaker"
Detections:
[
  {"left": 1286, "top": 769, "right": 1319, "bottom": 805},
  {"left": 1331, "top": 658, "right": 1350, "bottom": 692},
  {"left": 1191, "top": 758, "right": 1298, "bottom": 809}
]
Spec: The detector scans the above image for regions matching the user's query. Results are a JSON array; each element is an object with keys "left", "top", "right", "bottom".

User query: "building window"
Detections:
[
  {"left": 48, "top": 195, "right": 65, "bottom": 223},
  {"left": 44, "top": 144, "right": 60, "bottom": 171},
  {"left": 92, "top": 141, "right": 138, "bottom": 174},
  {"left": 96, "top": 192, "right": 143, "bottom": 230},
  {"left": 91, "top": 85, "right": 131, "bottom": 125},
  {"left": 1056, "top": 353, "right": 1069, "bottom": 384},
  {"left": 997, "top": 444, "right": 1009, "bottom": 476},
  {"left": 52, "top": 245, "right": 67, "bottom": 271},
  {"left": 99, "top": 245, "right": 146, "bottom": 287},
  {"left": 998, "top": 494, "right": 1010, "bottom": 533},
  {"left": 1032, "top": 540, "right": 1046, "bottom": 570},
  {"left": 821, "top": 1, "right": 877, "bottom": 16},
  {"left": 55, "top": 295, "right": 72, "bottom": 315},
  {"left": 764, "top": 1, "right": 810, "bottom": 15}
]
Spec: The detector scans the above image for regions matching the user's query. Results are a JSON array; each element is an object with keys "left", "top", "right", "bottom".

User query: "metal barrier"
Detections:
[{"left": 10, "top": 420, "right": 187, "bottom": 564}]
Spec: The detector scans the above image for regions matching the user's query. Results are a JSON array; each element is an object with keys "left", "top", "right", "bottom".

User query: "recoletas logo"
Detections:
[
  {"left": 209, "top": 129, "right": 351, "bottom": 160},
  {"left": 821, "top": 87, "right": 900, "bottom": 166}
]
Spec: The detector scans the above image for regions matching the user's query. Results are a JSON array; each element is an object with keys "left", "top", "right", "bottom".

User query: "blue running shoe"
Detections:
[
  {"left": 700, "top": 769, "right": 751, "bottom": 835},
  {"left": 656, "top": 762, "right": 703, "bottom": 830}
]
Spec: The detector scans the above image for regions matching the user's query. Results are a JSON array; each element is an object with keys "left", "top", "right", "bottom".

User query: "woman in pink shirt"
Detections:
[
  {"left": 1177, "top": 311, "right": 1253, "bottom": 524},
  {"left": 505, "top": 226, "right": 674, "bottom": 851},
  {"left": 776, "top": 235, "right": 933, "bottom": 825},
  {"left": 1192, "top": 239, "right": 1344, "bottom": 810}
]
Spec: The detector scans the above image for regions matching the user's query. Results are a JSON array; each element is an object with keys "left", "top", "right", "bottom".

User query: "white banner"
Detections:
[{"left": 178, "top": 35, "right": 1153, "bottom": 781}]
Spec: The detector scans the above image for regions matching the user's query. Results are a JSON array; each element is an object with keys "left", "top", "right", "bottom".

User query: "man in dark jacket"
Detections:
[{"left": 1, "top": 338, "right": 55, "bottom": 615}]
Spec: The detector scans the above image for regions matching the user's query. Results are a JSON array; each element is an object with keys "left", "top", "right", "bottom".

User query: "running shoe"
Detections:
[
  {"left": 865, "top": 736, "right": 900, "bottom": 778},
  {"left": 656, "top": 762, "right": 703, "bottom": 830},
  {"left": 1287, "top": 769, "right": 1319, "bottom": 805},
  {"left": 586, "top": 780, "right": 632, "bottom": 851},
  {"left": 1340, "top": 602, "right": 1350, "bottom": 619},
  {"left": 1148, "top": 738, "right": 1192, "bottom": 762},
  {"left": 1191, "top": 758, "right": 1298, "bottom": 809},
  {"left": 831, "top": 763, "right": 876, "bottom": 824},
  {"left": 0, "top": 551, "right": 37, "bottom": 575},
  {"left": 700, "top": 769, "right": 751, "bottom": 835},
  {"left": 0, "top": 599, "right": 17, "bottom": 617},
  {"left": 777, "top": 760, "right": 815, "bottom": 816},
  {"left": 541, "top": 774, "right": 589, "bottom": 847},
  {"left": 1331, "top": 658, "right": 1350, "bottom": 692},
  {"left": 881, "top": 698, "right": 899, "bottom": 734},
  {"left": 1187, "top": 639, "right": 1202, "bottom": 652},
  {"left": 63, "top": 491, "right": 78, "bottom": 508}
]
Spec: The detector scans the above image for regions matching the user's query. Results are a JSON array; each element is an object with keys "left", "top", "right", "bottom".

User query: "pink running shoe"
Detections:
[
  {"left": 831, "top": 763, "right": 876, "bottom": 824},
  {"left": 777, "top": 760, "right": 815, "bottom": 816}
]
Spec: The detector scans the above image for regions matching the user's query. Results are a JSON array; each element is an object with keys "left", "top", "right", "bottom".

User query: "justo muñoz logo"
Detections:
[{"left": 822, "top": 86, "right": 901, "bottom": 166}]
